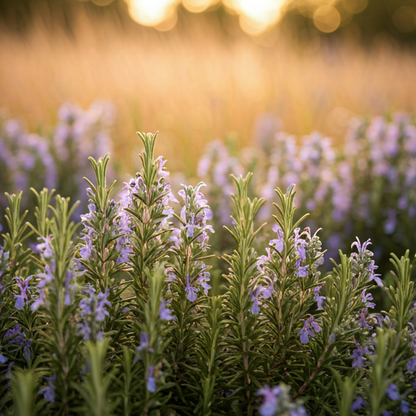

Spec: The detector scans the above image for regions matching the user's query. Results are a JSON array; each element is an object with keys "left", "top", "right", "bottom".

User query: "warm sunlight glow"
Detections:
[
  {"left": 231, "top": 0, "right": 287, "bottom": 34},
  {"left": 313, "top": 5, "right": 341, "bottom": 33},
  {"left": 125, "top": 0, "right": 287, "bottom": 33},
  {"left": 182, "top": 0, "right": 218, "bottom": 13},
  {"left": 127, "top": 0, "right": 177, "bottom": 27}
]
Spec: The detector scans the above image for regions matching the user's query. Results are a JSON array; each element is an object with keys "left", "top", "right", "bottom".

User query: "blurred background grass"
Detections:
[{"left": 1, "top": 0, "right": 416, "bottom": 175}]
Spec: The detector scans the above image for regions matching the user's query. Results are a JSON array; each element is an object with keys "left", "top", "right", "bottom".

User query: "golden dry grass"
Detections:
[{"left": 1, "top": 10, "right": 416, "bottom": 175}]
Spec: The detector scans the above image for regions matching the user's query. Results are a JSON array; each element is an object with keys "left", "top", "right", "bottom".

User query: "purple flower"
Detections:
[
  {"left": 155, "top": 156, "right": 169, "bottom": 179},
  {"left": 351, "top": 396, "right": 366, "bottom": 412},
  {"left": 361, "top": 289, "right": 375, "bottom": 309},
  {"left": 5, "top": 324, "right": 26, "bottom": 346},
  {"left": 401, "top": 400, "right": 409, "bottom": 414},
  {"left": 117, "top": 244, "right": 132, "bottom": 264},
  {"left": 270, "top": 224, "right": 284, "bottom": 252},
  {"left": 257, "top": 385, "right": 281, "bottom": 416},
  {"left": 24, "top": 340, "right": 31, "bottom": 360},
  {"left": 351, "top": 237, "right": 371, "bottom": 254},
  {"left": 314, "top": 286, "right": 325, "bottom": 310},
  {"left": 359, "top": 309, "right": 372, "bottom": 329},
  {"left": 147, "top": 366, "right": 156, "bottom": 393},
  {"left": 138, "top": 332, "right": 149, "bottom": 351},
  {"left": 64, "top": 271, "right": 74, "bottom": 306},
  {"left": 37, "top": 263, "right": 55, "bottom": 289},
  {"left": 13, "top": 275, "right": 33, "bottom": 310},
  {"left": 386, "top": 383, "right": 399, "bottom": 401},
  {"left": 256, "top": 248, "right": 272, "bottom": 272},
  {"left": 197, "top": 271, "right": 212, "bottom": 295},
  {"left": 298, "top": 316, "right": 321, "bottom": 344},
  {"left": 36, "top": 235, "right": 54, "bottom": 258},
  {"left": 39, "top": 374, "right": 56, "bottom": 402},
  {"left": 159, "top": 300, "right": 174, "bottom": 321},
  {"left": 80, "top": 234, "right": 93, "bottom": 260},
  {"left": 296, "top": 262, "right": 308, "bottom": 278},
  {"left": 31, "top": 289, "right": 45, "bottom": 311},
  {"left": 368, "top": 260, "right": 383, "bottom": 287},
  {"left": 96, "top": 289, "right": 111, "bottom": 321},
  {"left": 251, "top": 298, "right": 260, "bottom": 315},
  {"left": 290, "top": 408, "right": 307, "bottom": 416},
  {"left": 0, "top": 353, "right": 7, "bottom": 364},
  {"left": 185, "top": 275, "right": 198, "bottom": 302},
  {"left": 294, "top": 228, "right": 308, "bottom": 260},
  {"left": 351, "top": 341, "right": 373, "bottom": 368},
  {"left": 407, "top": 358, "right": 416, "bottom": 371}
]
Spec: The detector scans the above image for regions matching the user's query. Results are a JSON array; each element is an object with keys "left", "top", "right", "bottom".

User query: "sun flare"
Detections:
[{"left": 125, "top": 0, "right": 288, "bottom": 33}]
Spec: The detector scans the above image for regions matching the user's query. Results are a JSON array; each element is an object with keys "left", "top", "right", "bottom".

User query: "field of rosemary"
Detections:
[{"left": 1, "top": 128, "right": 416, "bottom": 416}]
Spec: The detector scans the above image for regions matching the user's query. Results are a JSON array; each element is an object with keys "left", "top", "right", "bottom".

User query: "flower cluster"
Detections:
[
  {"left": 198, "top": 112, "right": 416, "bottom": 271},
  {"left": 257, "top": 384, "right": 307, "bottom": 416},
  {"left": 78, "top": 285, "right": 111, "bottom": 341},
  {"left": 0, "top": 101, "right": 115, "bottom": 220}
]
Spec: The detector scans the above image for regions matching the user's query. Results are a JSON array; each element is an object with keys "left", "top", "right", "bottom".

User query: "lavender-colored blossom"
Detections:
[
  {"left": 80, "top": 234, "right": 93, "bottom": 260},
  {"left": 296, "top": 259, "right": 308, "bottom": 278},
  {"left": 270, "top": 224, "right": 284, "bottom": 252},
  {"left": 24, "top": 340, "right": 31, "bottom": 361},
  {"left": 359, "top": 309, "right": 372, "bottom": 329},
  {"left": 31, "top": 289, "right": 46, "bottom": 311},
  {"left": 256, "top": 248, "right": 272, "bottom": 272},
  {"left": 361, "top": 289, "right": 375, "bottom": 309},
  {"left": 298, "top": 316, "right": 321, "bottom": 344},
  {"left": 0, "top": 353, "right": 7, "bottom": 364},
  {"left": 386, "top": 383, "right": 399, "bottom": 401},
  {"left": 197, "top": 270, "right": 212, "bottom": 295},
  {"left": 96, "top": 289, "right": 111, "bottom": 321},
  {"left": 64, "top": 271, "right": 74, "bottom": 306},
  {"left": 351, "top": 396, "right": 366, "bottom": 412},
  {"left": 290, "top": 408, "right": 307, "bottom": 416},
  {"left": 147, "top": 366, "right": 156, "bottom": 393},
  {"left": 401, "top": 400, "right": 409, "bottom": 414},
  {"left": 5, "top": 324, "right": 26, "bottom": 346},
  {"left": 37, "top": 262, "right": 55, "bottom": 289},
  {"left": 78, "top": 286, "right": 111, "bottom": 340},
  {"left": 36, "top": 235, "right": 54, "bottom": 258},
  {"left": 39, "top": 374, "right": 56, "bottom": 403},
  {"left": 13, "top": 275, "right": 33, "bottom": 310},
  {"left": 251, "top": 298, "right": 260, "bottom": 315},
  {"left": 407, "top": 358, "right": 416, "bottom": 372},
  {"left": 185, "top": 274, "right": 198, "bottom": 302},
  {"left": 314, "top": 286, "right": 325, "bottom": 310},
  {"left": 159, "top": 300, "right": 174, "bottom": 321},
  {"left": 257, "top": 385, "right": 281, "bottom": 416},
  {"left": 351, "top": 237, "right": 371, "bottom": 254},
  {"left": 137, "top": 332, "right": 151, "bottom": 352},
  {"left": 351, "top": 341, "right": 373, "bottom": 368}
]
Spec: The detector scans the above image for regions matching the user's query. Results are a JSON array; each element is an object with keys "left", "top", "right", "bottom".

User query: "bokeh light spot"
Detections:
[
  {"left": 343, "top": 0, "right": 368, "bottom": 14},
  {"left": 127, "top": 0, "right": 177, "bottom": 27},
  {"left": 313, "top": 5, "right": 341, "bottom": 33},
  {"left": 393, "top": 6, "right": 416, "bottom": 33},
  {"left": 182, "top": 0, "right": 217, "bottom": 13},
  {"left": 231, "top": 0, "right": 287, "bottom": 34}
]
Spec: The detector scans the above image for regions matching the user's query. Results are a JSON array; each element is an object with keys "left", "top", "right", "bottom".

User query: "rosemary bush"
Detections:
[
  {"left": 0, "top": 101, "right": 115, "bottom": 219},
  {"left": 0, "top": 132, "right": 416, "bottom": 415},
  {"left": 198, "top": 113, "right": 416, "bottom": 273}
]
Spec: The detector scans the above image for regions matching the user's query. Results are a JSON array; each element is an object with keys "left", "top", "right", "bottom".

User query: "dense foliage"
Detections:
[
  {"left": 198, "top": 113, "right": 416, "bottom": 272},
  {"left": 0, "top": 132, "right": 416, "bottom": 415}
]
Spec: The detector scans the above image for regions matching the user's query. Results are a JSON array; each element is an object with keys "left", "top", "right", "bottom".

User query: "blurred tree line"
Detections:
[{"left": 0, "top": 0, "right": 415, "bottom": 45}]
